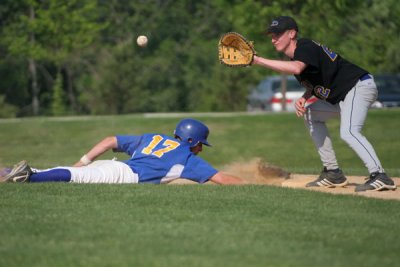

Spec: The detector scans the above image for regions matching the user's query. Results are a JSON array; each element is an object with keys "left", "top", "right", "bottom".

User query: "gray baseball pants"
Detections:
[{"left": 304, "top": 76, "right": 384, "bottom": 174}]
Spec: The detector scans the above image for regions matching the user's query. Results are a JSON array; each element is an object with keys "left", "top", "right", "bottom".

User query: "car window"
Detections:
[
  {"left": 256, "top": 80, "right": 271, "bottom": 93},
  {"left": 375, "top": 77, "right": 400, "bottom": 94},
  {"left": 272, "top": 81, "right": 281, "bottom": 92},
  {"left": 271, "top": 79, "right": 304, "bottom": 92},
  {"left": 287, "top": 80, "right": 304, "bottom": 92}
]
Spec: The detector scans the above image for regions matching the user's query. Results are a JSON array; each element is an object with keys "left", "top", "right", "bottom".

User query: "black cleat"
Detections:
[
  {"left": 306, "top": 168, "right": 348, "bottom": 188},
  {"left": 355, "top": 172, "right": 396, "bottom": 192},
  {"left": 3, "top": 161, "right": 32, "bottom": 183}
]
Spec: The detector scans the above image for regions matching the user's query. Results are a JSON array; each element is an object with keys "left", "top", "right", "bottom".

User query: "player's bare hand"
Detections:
[
  {"left": 295, "top": 97, "right": 306, "bottom": 117},
  {"left": 252, "top": 55, "right": 260, "bottom": 65}
]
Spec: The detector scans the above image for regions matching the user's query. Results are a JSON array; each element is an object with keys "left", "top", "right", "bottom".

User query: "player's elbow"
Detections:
[
  {"left": 291, "top": 61, "right": 306, "bottom": 75},
  {"left": 292, "top": 68, "right": 302, "bottom": 75},
  {"left": 102, "top": 136, "right": 118, "bottom": 149}
]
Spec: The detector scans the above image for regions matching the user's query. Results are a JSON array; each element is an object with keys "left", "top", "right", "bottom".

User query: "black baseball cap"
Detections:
[{"left": 266, "top": 16, "right": 298, "bottom": 34}]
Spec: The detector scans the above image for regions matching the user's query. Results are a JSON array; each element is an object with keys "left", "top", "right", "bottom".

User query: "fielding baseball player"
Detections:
[
  {"left": 2, "top": 118, "right": 246, "bottom": 185},
  {"left": 252, "top": 16, "right": 395, "bottom": 192}
]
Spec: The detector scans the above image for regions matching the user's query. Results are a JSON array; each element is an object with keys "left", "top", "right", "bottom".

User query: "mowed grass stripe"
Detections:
[
  {"left": 1, "top": 110, "right": 399, "bottom": 266},
  {"left": 1, "top": 184, "right": 399, "bottom": 267}
]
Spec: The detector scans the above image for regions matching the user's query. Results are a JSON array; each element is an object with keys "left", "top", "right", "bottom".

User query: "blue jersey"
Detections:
[{"left": 115, "top": 134, "right": 218, "bottom": 184}]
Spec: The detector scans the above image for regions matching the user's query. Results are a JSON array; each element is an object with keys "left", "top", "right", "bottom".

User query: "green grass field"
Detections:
[
  {"left": 1, "top": 110, "right": 400, "bottom": 266},
  {"left": 1, "top": 109, "right": 399, "bottom": 175}
]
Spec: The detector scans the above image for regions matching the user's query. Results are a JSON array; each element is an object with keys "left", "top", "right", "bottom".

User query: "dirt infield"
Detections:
[{"left": 170, "top": 158, "right": 400, "bottom": 201}]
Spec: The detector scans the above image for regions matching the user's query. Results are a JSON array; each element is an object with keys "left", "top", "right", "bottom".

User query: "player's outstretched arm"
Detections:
[
  {"left": 73, "top": 136, "right": 118, "bottom": 167},
  {"left": 252, "top": 55, "right": 306, "bottom": 75},
  {"left": 209, "top": 172, "right": 248, "bottom": 185}
]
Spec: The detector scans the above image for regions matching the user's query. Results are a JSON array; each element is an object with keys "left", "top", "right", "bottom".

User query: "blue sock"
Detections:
[{"left": 30, "top": 169, "right": 72, "bottom": 183}]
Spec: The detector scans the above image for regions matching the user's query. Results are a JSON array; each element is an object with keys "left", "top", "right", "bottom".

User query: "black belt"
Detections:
[{"left": 360, "top": 73, "right": 371, "bottom": 81}]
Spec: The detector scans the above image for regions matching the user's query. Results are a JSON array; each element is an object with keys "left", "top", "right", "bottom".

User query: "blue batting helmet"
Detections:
[{"left": 174, "top": 118, "right": 211, "bottom": 147}]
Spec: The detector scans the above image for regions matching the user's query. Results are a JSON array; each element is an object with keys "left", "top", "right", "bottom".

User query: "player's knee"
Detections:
[
  {"left": 340, "top": 128, "right": 360, "bottom": 144},
  {"left": 340, "top": 133, "right": 351, "bottom": 144}
]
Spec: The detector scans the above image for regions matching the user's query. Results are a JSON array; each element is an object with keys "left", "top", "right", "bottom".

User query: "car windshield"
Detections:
[
  {"left": 272, "top": 79, "right": 303, "bottom": 92},
  {"left": 256, "top": 80, "right": 270, "bottom": 92},
  {"left": 375, "top": 76, "right": 400, "bottom": 94}
]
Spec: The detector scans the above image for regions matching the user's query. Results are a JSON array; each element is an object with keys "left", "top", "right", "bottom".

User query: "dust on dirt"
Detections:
[{"left": 170, "top": 158, "right": 400, "bottom": 201}]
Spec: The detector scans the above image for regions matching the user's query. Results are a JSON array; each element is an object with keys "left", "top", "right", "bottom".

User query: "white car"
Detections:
[{"left": 247, "top": 75, "right": 317, "bottom": 112}]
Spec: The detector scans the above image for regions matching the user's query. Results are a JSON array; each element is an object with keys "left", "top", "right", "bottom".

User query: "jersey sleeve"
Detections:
[
  {"left": 180, "top": 155, "right": 218, "bottom": 184},
  {"left": 115, "top": 135, "right": 142, "bottom": 155},
  {"left": 293, "top": 39, "right": 320, "bottom": 69}
]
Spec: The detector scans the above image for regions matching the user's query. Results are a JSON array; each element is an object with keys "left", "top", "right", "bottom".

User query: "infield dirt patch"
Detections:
[{"left": 170, "top": 158, "right": 400, "bottom": 201}]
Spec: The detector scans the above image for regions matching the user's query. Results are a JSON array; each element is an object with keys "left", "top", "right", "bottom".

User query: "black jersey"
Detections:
[{"left": 293, "top": 38, "right": 368, "bottom": 104}]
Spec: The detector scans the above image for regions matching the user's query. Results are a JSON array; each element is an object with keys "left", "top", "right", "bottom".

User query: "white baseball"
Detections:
[{"left": 137, "top": 35, "right": 148, "bottom": 47}]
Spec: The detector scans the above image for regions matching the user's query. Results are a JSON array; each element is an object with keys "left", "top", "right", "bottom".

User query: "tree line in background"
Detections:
[{"left": 0, "top": 0, "right": 399, "bottom": 117}]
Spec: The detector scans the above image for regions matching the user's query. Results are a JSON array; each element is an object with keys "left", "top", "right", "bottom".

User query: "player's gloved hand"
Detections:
[{"left": 218, "top": 32, "right": 256, "bottom": 67}]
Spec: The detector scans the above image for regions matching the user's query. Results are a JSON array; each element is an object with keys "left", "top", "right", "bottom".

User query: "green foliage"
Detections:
[
  {"left": 0, "top": 0, "right": 105, "bottom": 116},
  {"left": 0, "top": 57, "right": 29, "bottom": 109},
  {"left": 0, "top": 95, "right": 17, "bottom": 118},
  {"left": 340, "top": 0, "right": 400, "bottom": 73},
  {"left": 50, "top": 72, "right": 66, "bottom": 116},
  {"left": 0, "top": 0, "right": 399, "bottom": 116},
  {"left": 1, "top": 0, "right": 104, "bottom": 63}
]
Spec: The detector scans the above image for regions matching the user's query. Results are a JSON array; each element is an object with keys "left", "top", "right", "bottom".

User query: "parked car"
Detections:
[
  {"left": 372, "top": 74, "right": 400, "bottom": 108},
  {"left": 247, "top": 75, "right": 317, "bottom": 112}
]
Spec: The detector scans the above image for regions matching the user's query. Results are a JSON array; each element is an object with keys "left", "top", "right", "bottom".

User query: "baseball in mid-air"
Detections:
[{"left": 136, "top": 35, "right": 148, "bottom": 47}]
